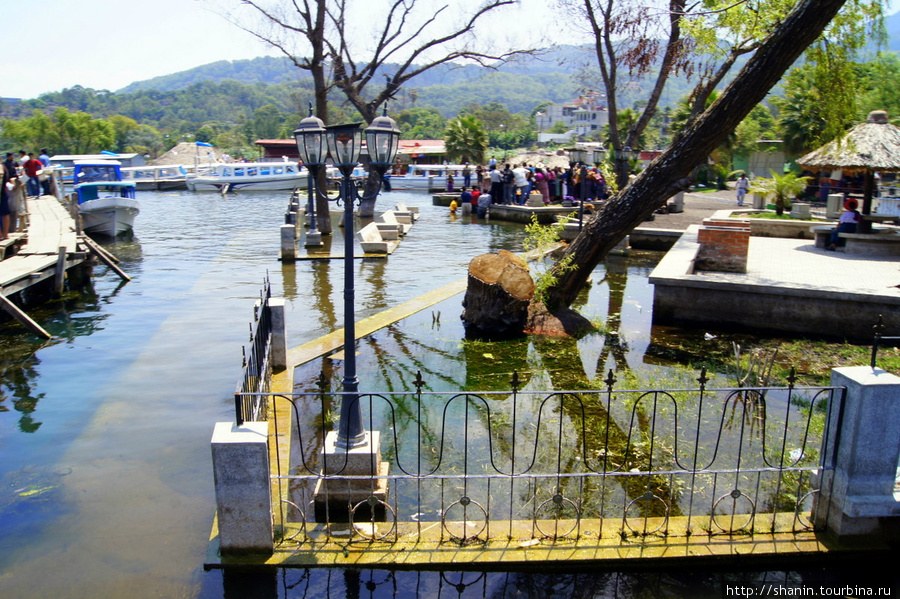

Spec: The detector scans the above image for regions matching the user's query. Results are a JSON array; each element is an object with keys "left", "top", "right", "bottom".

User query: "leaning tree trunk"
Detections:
[
  {"left": 461, "top": 251, "right": 535, "bottom": 339},
  {"left": 545, "top": 0, "right": 849, "bottom": 310}
]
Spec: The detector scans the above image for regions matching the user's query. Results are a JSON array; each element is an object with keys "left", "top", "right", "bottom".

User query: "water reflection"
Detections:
[{"left": 208, "top": 562, "right": 899, "bottom": 598}]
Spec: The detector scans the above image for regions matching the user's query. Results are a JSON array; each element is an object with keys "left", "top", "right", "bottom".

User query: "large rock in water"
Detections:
[{"left": 461, "top": 251, "right": 535, "bottom": 339}]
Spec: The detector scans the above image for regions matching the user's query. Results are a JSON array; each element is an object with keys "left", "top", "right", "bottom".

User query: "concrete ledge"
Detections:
[
  {"left": 205, "top": 513, "right": 891, "bottom": 570},
  {"left": 649, "top": 225, "right": 900, "bottom": 341},
  {"left": 839, "top": 232, "right": 900, "bottom": 256}
]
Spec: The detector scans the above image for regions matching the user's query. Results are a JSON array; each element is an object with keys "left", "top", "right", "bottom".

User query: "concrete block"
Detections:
[
  {"left": 814, "top": 367, "right": 900, "bottom": 539},
  {"left": 211, "top": 421, "right": 273, "bottom": 554}
]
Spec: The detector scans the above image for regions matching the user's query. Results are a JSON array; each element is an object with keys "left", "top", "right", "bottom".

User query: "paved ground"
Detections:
[{"left": 645, "top": 190, "right": 741, "bottom": 230}]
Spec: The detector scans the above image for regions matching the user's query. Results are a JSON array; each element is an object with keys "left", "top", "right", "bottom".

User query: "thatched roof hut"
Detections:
[
  {"left": 151, "top": 142, "right": 228, "bottom": 167},
  {"left": 797, "top": 110, "right": 900, "bottom": 231},
  {"left": 797, "top": 110, "right": 900, "bottom": 173}
]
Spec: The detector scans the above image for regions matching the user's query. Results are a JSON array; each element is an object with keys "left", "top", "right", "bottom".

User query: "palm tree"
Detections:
[
  {"left": 750, "top": 170, "right": 810, "bottom": 216},
  {"left": 444, "top": 115, "right": 488, "bottom": 164}
]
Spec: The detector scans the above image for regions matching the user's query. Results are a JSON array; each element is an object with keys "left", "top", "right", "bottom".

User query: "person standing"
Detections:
[
  {"left": 38, "top": 148, "right": 52, "bottom": 195},
  {"left": 22, "top": 153, "right": 44, "bottom": 197},
  {"left": 502, "top": 163, "right": 514, "bottom": 204},
  {"left": 463, "top": 163, "right": 472, "bottom": 188},
  {"left": 0, "top": 161, "right": 10, "bottom": 239},
  {"left": 489, "top": 166, "right": 503, "bottom": 206},
  {"left": 736, "top": 173, "right": 749, "bottom": 206},
  {"left": 512, "top": 164, "right": 529, "bottom": 204}
]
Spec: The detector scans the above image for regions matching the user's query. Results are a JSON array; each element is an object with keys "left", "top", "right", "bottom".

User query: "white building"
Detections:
[{"left": 535, "top": 92, "right": 609, "bottom": 138}]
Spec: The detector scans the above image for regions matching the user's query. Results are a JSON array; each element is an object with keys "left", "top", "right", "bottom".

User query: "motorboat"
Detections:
[
  {"left": 73, "top": 160, "right": 139, "bottom": 237},
  {"left": 386, "top": 164, "right": 472, "bottom": 191},
  {"left": 185, "top": 161, "right": 306, "bottom": 192},
  {"left": 120, "top": 164, "right": 189, "bottom": 190}
]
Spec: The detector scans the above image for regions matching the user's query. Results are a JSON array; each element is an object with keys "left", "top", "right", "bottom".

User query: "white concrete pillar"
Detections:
[
  {"left": 280, "top": 224, "right": 296, "bottom": 262},
  {"left": 211, "top": 421, "right": 273, "bottom": 555},
  {"left": 814, "top": 366, "right": 900, "bottom": 538},
  {"left": 269, "top": 298, "right": 286, "bottom": 371}
]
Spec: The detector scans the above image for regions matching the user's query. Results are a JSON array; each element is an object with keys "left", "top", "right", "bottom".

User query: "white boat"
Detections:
[
  {"left": 73, "top": 161, "right": 139, "bottom": 237},
  {"left": 387, "top": 164, "right": 472, "bottom": 191},
  {"left": 120, "top": 164, "right": 189, "bottom": 190},
  {"left": 185, "top": 162, "right": 306, "bottom": 192}
]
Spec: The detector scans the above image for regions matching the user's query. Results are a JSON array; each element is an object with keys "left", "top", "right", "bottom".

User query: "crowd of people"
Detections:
[
  {"left": 451, "top": 161, "right": 610, "bottom": 217},
  {"left": 0, "top": 148, "right": 51, "bottom": 240}
]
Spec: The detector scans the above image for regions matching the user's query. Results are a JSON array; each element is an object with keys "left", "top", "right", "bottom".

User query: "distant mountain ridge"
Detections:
[
  {"left": 116, "top": 46, "right": 591, "bottom": 95},
  {"left": 118, "top": 11, "right": 900, "bottom": 99}
]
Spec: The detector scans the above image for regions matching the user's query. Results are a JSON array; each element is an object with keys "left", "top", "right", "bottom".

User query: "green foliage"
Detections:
[
  {"left": 733, "top": 104, "right": 778, "bottom": 158},
  {"left": 749, "top": 170, "right": 810, "bottom": 216},
  {"left": 395, "top": 107, "right": 446, "bottom": 139},
  {"left": 444, "top": 115, "right": 488, "bottom": 163},
  {"left": 772, "top": 66, "right": 831, "bottom": 156},
  {"left": 1, "top": 107, "right": 117, "bottom": 154},
  {"left": 522, "top": 215, "right": 577, "bottom": 305}
]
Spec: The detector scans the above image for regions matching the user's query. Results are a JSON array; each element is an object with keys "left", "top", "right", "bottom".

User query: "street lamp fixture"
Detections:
[
  {"left": 293, "top": 106, "right": 400, "bottom": 449},
  {"left": 294, "top": 105, "right": 327, "bottom": 245}
]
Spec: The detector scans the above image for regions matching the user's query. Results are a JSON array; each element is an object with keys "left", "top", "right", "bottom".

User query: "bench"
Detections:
[
  {"left": 357, "top": 222, "right": 399, "bottom": 254},
  {"left": 838, "top": 230, "right": 900, "bottom": 255},
  {"left": 375, "top": 223, "right": 400, "bottom": 240},
  {"left": 395, "top": 202, "right": 420, "bottom": 221},
  {"left": 810, "top": 225, "right": 835, "bottom": 248},
  {"left": 378, "top": 211, "right": 411, "bottom": 235}
]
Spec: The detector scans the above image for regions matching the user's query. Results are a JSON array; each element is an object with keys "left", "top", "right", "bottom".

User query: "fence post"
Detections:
[
  {"left": 211, "top": 421, "right": 273, "bottom": 555},
  {"left": 280, "top": 224, "right": 296, "bottom": 262},
  {"left": 814, "top": 366, "right": 900, "bottom": 539},
  {"left": 269, "top": 298, "right": 287, "bottom": 371}
]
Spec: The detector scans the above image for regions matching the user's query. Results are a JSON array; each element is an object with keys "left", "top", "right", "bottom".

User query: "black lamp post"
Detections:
[
  {"left": 294, "top": 104, "right": 327, "bottom": 246},
  {"left": 293, "top": 108, "right": 400, "bottom": 449}
]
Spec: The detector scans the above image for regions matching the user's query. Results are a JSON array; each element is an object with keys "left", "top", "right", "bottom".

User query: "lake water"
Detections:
[{"left": 0, "top": 189, "right": 892, "bottom": 598}]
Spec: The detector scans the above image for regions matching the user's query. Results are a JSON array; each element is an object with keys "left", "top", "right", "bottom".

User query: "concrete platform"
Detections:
[
  {"left": 650, "top": 224, "right": 900, "bottom": 341},
  {"left": 205, "top": 513, "right": 890, "bottom": 570}
]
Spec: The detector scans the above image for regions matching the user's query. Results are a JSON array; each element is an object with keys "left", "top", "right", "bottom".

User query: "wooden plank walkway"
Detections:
[
  {"left": 0, "top": 195, "right": 86, "bottom": 337},
  {"left": 0, "top": 195, "right": 80, "bottom": 294}
]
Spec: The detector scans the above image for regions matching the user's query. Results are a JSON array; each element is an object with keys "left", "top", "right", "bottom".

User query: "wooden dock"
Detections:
[{"left": 0, "top": 194, "right": 127, "bottom": 338}]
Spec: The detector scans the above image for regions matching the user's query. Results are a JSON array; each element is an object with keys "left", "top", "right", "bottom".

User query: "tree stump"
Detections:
[{"left": 461, "top": 251, "right": 535, "bottom": 339}]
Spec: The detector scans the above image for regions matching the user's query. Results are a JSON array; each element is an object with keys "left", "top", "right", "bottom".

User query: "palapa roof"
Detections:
[
  {"left": 797, "top": 111, "right": 900, "bottom": 173},
  {"left": 151, "top": 142, "right": 228, "bottom": 166}
]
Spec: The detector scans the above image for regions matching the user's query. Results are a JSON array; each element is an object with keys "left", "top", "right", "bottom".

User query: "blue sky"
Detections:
[{"left": 4, "top": 0, "right": 897, "bottom": 100}]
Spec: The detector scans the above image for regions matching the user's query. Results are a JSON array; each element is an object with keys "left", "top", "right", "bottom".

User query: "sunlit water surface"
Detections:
[{"left": 0, "top": 189, "right": 891, "bottom": 598}]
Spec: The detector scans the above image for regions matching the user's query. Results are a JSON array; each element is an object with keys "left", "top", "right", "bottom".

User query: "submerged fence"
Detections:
[
  {"left": 238, "top": 368, "right": 843, "bottom": 545},
  {"left": 234, "top": 278, "right": 273, "bottom": 426}
]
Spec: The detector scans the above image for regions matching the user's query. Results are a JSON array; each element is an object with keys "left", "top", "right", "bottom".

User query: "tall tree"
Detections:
[
  {"left": 444, "top": 115, "right": 488, "bottom": 163},
  {"left": 231, "top": 0, "right": 334, "bottom": 232},
  {"left": 576, "top": 0, "right": 690, "bottom": 189},
  {"left": 542, "top": 0, "right": 862, "bottom": 312},
  {"left": 326, "top": 0, "right": 530, "bottom": 124}
]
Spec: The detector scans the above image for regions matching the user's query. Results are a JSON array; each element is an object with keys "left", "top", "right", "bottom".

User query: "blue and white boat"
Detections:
[
  {"left": 185, "top": 161, "right": 306, "bottom": 192},
  {"left": 73, "top": 160, "right": 139, "bottom": 237}
]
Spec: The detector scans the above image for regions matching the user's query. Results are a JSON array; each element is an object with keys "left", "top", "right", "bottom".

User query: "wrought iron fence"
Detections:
[
  {"left": 242, "top": 367, "right": 843, "bottom": 545},
  {"left": 234, "top": 277, "right": 273, "bottom": 426},
  {"left": 870, "top": 314, "right": 900, "bottom": 369}
]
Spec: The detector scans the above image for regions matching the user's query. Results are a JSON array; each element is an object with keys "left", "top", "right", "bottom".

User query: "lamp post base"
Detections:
[
  {"left": 304, "top": 230, "right": 323, "bottom": 247},
  {"left": 313, "top": 431, "right": 390, "bottom": 523}
]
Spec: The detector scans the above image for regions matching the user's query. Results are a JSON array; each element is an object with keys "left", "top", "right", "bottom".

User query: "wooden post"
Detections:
[
  {"left": 54, "top": 247, "right": 66, "bottom": 295},
  {"left": 81, "top": 236, "right": 130, "bottom": 282},
  {"left": 0, "top": 293, "right": 52, "bottom": 339}
]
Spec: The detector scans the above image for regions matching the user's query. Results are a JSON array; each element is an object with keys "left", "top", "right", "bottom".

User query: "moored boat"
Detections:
[
  {"left": 121, "top": 164, "right": 189, "bottom": 190},
  {"left": 73, "top": 160, "right": 139, "bottom": 237},
  {"left": 185, "top": 161, "right": 306, "bottom": 192},
  {"left": 387, "top": 164, "right": 471, "bottom": 191}
]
